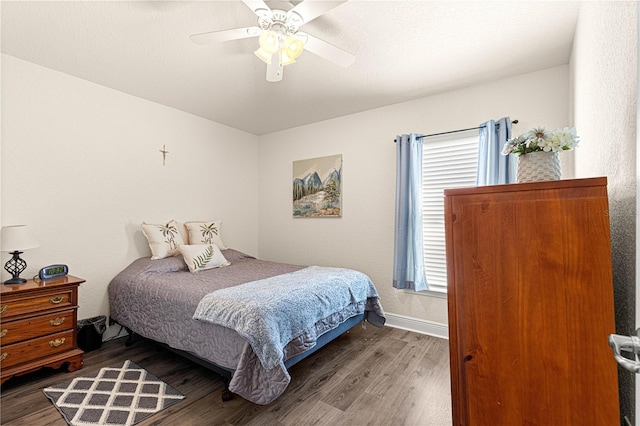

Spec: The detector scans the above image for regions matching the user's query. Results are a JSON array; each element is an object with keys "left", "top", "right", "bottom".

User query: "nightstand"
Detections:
[{"left": 0, "top": 275, "right": 85, "bottom": 384}]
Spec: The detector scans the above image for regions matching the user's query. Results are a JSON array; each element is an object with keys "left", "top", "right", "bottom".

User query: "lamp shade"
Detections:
[
  {"left": 284, "top": 36, "right": 304, "bottom": 60},
  {"left": 1, "top": 225, "right": 40, "bottom": 252},
  {"left": 258, "top": 30, "right": 279, "bottom": 54},
  {"left": 280, "top": 49, "right": 296, "bottom": 66},
  {"left": 254, "top": 47, "right": 273, "bottom": 64}
]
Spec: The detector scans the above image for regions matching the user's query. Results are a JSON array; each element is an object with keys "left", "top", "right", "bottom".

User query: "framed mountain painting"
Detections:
[{"left": 293, "top": 154, "right": 342, "bottom": 218}]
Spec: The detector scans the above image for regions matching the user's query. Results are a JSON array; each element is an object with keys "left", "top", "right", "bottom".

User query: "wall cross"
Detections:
[{"left": 159, "top": 144, "right": 169, "bottom": 166}]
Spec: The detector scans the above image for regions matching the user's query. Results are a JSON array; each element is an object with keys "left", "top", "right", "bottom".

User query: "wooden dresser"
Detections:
[
  {"left": 444, "top": 177, "right": 620, "bottom": 425},
  {"left": 0, "top": 275, "right": 84, "bottom": 384}
]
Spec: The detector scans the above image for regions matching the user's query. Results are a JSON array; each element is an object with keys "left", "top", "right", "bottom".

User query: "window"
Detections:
[{"left": 420, "top": 130, "right": 479, "bottom": 295}]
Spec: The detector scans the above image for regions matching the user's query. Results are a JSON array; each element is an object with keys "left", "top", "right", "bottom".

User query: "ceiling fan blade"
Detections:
[
  {"left": 266, "top": 55, "right": 284, "bottom": 82},
  {"left": 300, "top": 33, "right": 354, "bottom": 67},
  {"left": 289, "top": 0, "right": 348, "bottom": 24},
  {"left": 242, "top": 0, "right": 272, "bottom": 17},
  {"left": 190, "top": 26, "right": 261, "bottom": 45}
]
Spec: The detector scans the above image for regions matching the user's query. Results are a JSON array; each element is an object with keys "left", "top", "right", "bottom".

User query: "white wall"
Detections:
[
  {"left": 1, "top": 54, "right": 261, "bottom": 320},
  {"left": 571, "top": 2, "right": 637, "bottom": 424},
  {"left": 0, "top": 56, "right": 573, "bottom": 333},
  {"left": 258, "top": 65, "right": 571, "bottom": 330}
]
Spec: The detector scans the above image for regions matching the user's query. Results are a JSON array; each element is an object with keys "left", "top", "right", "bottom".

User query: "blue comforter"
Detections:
[{"left": 193, "top": 266, "right": 385, "bottom": 372}]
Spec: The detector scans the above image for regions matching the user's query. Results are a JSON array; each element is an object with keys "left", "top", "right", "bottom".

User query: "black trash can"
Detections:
[{"left": 77, "top": 315, "right": 107, "bottom": 352}]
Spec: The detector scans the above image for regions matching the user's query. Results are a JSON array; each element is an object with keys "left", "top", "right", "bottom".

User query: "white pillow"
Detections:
[
  {"left": 176, "top": 222, "right": 189, "bottom": 244},
  {"left": 179, "top": 244, "right": 230, "bottom": 273},
  {"left": 141, "top": 220, "right": 185, "bottom": 260},
  {"left": 185, "top": 220, "right": 227, "bottom": 249}
]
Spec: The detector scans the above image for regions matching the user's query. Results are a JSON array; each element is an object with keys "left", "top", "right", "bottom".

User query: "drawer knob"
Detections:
[
  {"left": 49, "top": 296, "right": 66, "bottom": 304},
  {"left": 0, "top": 353, "right": 7, "bottom": 362},
  {"left": 49, "top": 338, "right": 66, "bottom": 347},
  {"left": 0, "top": 329, "right": 6, "bottom": 338},
  {"left": 0, "top": 305, "right": 6, "bottom": 314},
  {"left": 49, "top": 317, "right": 66, "bottom": 326}
]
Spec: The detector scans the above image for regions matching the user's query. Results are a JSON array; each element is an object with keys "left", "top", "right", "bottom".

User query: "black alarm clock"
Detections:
[{"left": 38, "top": 264, "right": 69, "bottom": 280}]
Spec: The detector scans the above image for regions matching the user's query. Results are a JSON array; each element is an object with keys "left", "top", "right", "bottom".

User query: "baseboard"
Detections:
[{"left": 384, "top": 313, "right": 449, "bottom": 339}]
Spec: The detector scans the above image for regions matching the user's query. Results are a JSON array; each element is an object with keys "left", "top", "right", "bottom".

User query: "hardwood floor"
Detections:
[{"left": 0, "top": 325, "right": 452, "bottom": 425}]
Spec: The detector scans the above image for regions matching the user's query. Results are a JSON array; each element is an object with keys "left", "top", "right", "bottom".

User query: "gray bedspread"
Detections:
[{"left": 108, "top": 250, "right": 385, "bottom": 404}]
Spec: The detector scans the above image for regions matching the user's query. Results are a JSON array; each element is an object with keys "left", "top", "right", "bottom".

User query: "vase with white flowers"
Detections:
[{"left": 501, "top": 127, "right": 579, "bottom": 183}]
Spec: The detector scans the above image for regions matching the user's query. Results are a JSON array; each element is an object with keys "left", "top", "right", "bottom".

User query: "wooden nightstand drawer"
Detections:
[
  {"left": 0, "top": 309, "right": 74, "bottom": 345},
  {"left": 0, "top": 289, "right": 74, "bottom": 320},
  {"left": 0, "top": 275, "right": 85, "bottom": 384},
  {"left": 0, "top": 329, "right": 75, "bottom": 369}
]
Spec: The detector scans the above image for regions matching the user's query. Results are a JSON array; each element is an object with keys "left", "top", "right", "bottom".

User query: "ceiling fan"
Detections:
[{"left": 190, "top": 0, "right": 355, "bottom": 82}]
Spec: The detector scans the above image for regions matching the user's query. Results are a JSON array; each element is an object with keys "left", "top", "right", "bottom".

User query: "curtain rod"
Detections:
[{"left": 394, "top": 119, "right": 518, "bottom": 142}]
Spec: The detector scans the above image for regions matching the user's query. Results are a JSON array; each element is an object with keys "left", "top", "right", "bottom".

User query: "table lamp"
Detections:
[{"left": 1, "top": 225, "right": 40, "bottom": 284}]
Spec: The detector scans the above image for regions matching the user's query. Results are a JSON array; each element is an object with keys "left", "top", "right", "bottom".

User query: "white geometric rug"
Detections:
[{"left": 43, "top": 360, "right": 185, "bottom": 426}]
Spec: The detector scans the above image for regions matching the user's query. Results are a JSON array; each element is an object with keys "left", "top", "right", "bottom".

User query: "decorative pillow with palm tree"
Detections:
[
  {"left": 141, "top": 220, "right": 185, "bottom": 260},
  {"left": 179, "top": 244, "right": 230, "bottom": 273},
  {"left": 185, "top": 220, "right": 227, "bottom": 250}
]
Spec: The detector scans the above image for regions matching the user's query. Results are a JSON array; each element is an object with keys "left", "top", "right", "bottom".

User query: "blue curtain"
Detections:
[
  {"left": 393, "top": 134, "right": 428, "bottom": 291},
  {"left": 476, "top": 117, "right": 516, "bottom": 185}
]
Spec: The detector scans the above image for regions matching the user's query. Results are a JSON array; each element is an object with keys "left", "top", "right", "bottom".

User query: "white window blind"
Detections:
[{"left": 421, "top": 131, "right": 479, "bottom": 293}]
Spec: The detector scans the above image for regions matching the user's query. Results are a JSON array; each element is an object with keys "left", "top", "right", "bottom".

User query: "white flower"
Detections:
[
  {"left": 537, "top": 138, "right": 555, "bottom": 152},
  {"left": 501, "top": 137, "right": 520, "bottom": 155},
  {"left": 501, "top": 126, "right": 579, "bottom": 156},
  {"left": 523, "top": 127, "right": 551, "bottom": 146},
  {"left": 552, "top": 127, "right": 580, "bottom": 150}
]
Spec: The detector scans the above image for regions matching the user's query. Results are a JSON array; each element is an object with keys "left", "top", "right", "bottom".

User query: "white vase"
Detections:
[{"left": 517, "top": 151, "right": 561, "bottom": 183}]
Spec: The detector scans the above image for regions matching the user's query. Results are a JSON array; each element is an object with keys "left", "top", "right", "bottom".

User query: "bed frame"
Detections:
[{"left": 115, "top": 312, "right": 365, "bottom": 402}]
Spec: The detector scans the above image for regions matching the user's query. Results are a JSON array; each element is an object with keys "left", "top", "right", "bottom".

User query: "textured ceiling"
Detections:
[{"left": 1, "top": 1, "right": 580, "bottom": 135}]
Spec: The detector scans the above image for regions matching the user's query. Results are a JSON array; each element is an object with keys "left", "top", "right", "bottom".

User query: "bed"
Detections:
[{"left": 108, "top": 249, "right": 385, "bottom": 405}]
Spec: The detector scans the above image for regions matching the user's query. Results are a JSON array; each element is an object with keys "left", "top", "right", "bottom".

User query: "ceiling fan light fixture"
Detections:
[
  {"left": 258, "top": 30, "right": 279, "bottom": 54},
  {"left": 254, "top": 47, "right": 273, "bottom": 64},
  {"left": 284, "top": 35, "right": 304, "bottom": 60},
  {"left": 190, "top": 0, "right": 355, "bottom": 82},
  {"left": 280, "top": 49, "right": 296, "bottom": 66}
]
